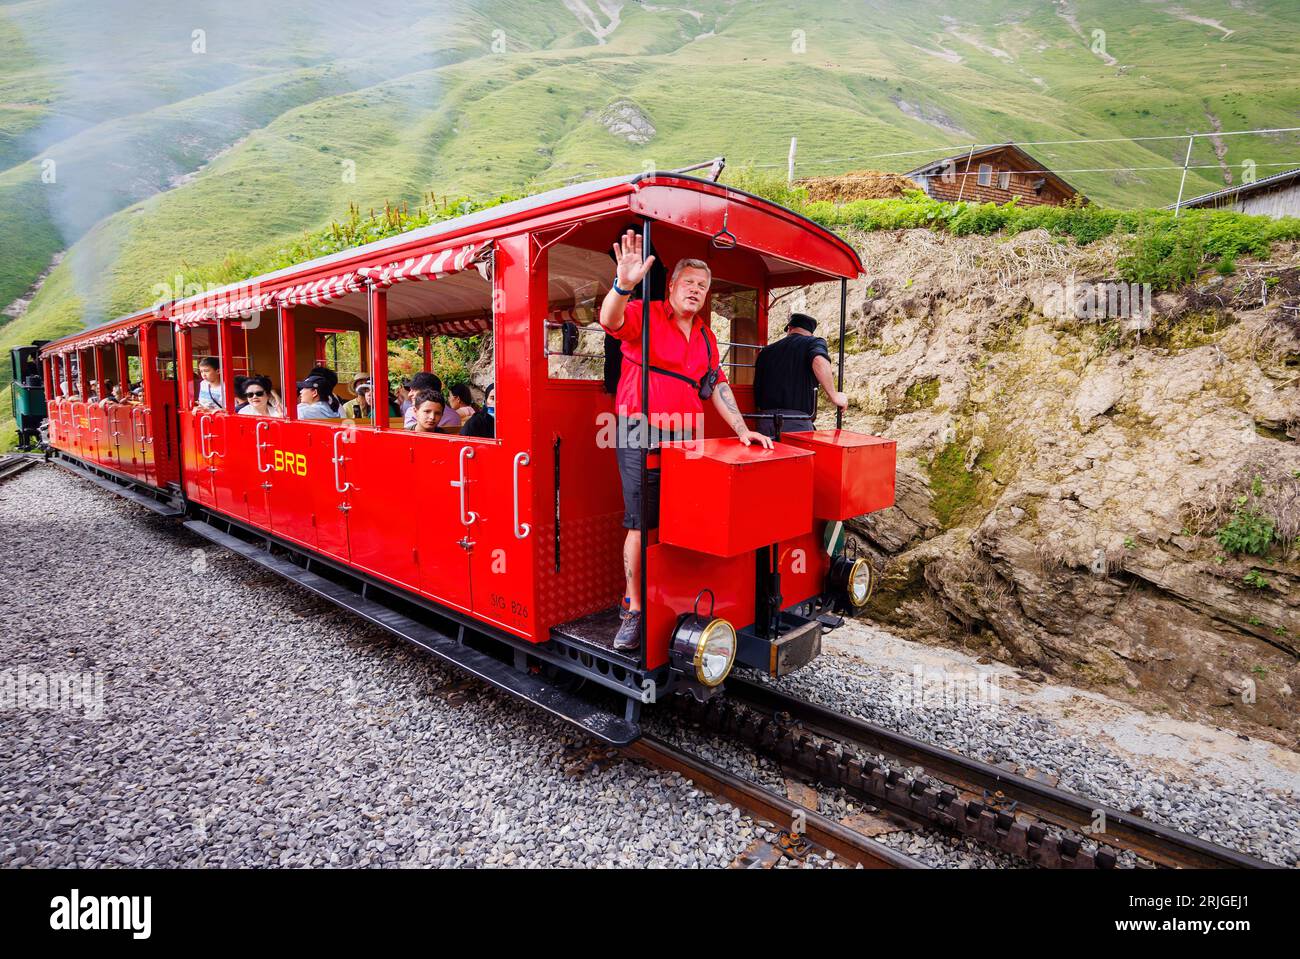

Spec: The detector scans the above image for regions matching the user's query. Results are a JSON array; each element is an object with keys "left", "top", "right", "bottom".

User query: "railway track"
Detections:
[
  {"left": 0, "top": 453, "right": 39, "bottom": 484},
  {"left": 669, "top": 677, "right": 1275, "bottom": 869},
  {"left": 622, "top": 735, "right": 927, "bottom": 869}
]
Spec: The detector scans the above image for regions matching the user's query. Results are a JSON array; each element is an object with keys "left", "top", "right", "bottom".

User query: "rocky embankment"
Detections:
[{"left": 777, "top": 228, "right": 1300, "bottom": 747}]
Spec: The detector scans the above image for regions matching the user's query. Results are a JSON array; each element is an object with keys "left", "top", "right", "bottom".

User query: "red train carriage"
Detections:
[{"left": 37, "top": 171, "right": 896, "bottom": 743}]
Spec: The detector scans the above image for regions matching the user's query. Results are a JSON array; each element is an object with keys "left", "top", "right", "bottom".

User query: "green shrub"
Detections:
[
  {"left": 1242, "top": 569, "right": 1270, "bottom": 589},
  {"left": 1216, "top": 507, "right": 1275, "bottom": 556}
]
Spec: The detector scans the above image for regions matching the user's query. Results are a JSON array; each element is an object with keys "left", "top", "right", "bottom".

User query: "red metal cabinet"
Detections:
[
  {"left": 645, "top": 543, "right": 755, "bottom": 671},
  {"left": 658, "top": 438, "right": 815, "bottom": 557},
  {"left": 779, "top": 430, "right": 896, "bottom": 520}
]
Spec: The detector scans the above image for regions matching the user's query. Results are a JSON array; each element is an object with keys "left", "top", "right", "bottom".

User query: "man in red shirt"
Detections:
[{"left": 599, "top": 229, "right": 773, "bottom": 652}]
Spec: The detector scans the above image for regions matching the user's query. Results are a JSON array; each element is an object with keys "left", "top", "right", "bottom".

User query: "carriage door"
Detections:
[
  {"left": 414, "top": 438, "right": 474, "bottom": 614},
  {"left": 466, "top": 439, "right": 534, "bottom": 637}
]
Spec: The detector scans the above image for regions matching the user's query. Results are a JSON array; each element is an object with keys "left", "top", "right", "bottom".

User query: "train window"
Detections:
[
  {"left": 154, "top": 324, "right": 176, "bottom": 380},
  {"left": 710, "top": 285, "right": 759, "bottom": 387},
  {"left": 545, "top": 243, "right": 612, "bottom": 382},
  {"left": 316, "top": 329, "right": 365, "bottom": 385}
]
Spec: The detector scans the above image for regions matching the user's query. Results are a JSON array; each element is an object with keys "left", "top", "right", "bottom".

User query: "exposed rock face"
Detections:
[
  {"left": 776, "top": 228, "right": 1300, "bottom": 746},
  {"left": 597, "top": 99, "right": 656, "bottom": 144}
]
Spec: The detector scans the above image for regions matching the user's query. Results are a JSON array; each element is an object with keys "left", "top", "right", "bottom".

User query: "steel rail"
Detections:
[
  {"left": 0, "top": 454, "right": 39, "bottom": 483},
  {"left": 625, "top": 735, "right": 926, "bottom": 869},
  {"left": 719, "top": 677, "right": 1274, "bottom": 870}
]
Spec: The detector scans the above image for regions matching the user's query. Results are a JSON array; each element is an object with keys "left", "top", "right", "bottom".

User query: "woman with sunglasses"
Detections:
[{"left": 237, "top": 374, "right": 285, "bottom": 417}]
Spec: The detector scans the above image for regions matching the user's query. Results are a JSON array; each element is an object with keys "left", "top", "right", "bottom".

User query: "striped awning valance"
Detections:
[
  {"left": 388, "top": 315, "right": 491, "bottom": 339},
  {"left": 277, "top": 272, "right": 366, "bottom": 308},
  {"left": 214, "top": 290, "right": 276, "bottom": 319},
  {"left": 358, "top": 241, "right": 492, "bottom": 288},
  {"left": 43, "top": 324, "right": 139, "bottom": 356}
]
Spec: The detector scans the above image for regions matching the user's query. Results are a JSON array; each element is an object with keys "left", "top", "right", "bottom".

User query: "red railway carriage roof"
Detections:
[{"left": 41, "top": 172, "right": 862, "bottom": 357}]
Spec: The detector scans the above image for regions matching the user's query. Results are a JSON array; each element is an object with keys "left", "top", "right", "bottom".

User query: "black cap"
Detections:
[
  {"left": 787, "top": 313, "right": 817, "bottom": 334},
  {"left": 296, "top": 374, "right": 329, "bottom": 392}
]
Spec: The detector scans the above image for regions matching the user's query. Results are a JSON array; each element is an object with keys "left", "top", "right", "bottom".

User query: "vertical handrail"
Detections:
[
  {"left": 255, "top": 419, "right": 272, "bottom": 473},
  {"left": 199, "top": 413, "right": 215, "bottom": 459},
  {"left": 130, "top": 406, "right": 146, "bottom": 446},
  {"left": 452, "top": 444, "right": 479, "bottom": 525},
  {"left": 331, "top": 428, "right": 353, "bottom": 493},
  {"left": 639, "top": 218, "right": 652, "bottom": 666},
  {"left": 512, "top": 451, "right": 531, "bottom": 539},
  {"left": 837, "top": 277, "right": 847, "bottom": 431}
]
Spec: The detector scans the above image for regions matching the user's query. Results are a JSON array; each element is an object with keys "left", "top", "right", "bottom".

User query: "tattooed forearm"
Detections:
[
  {"left": 717, "top": 384, "right": 748, "bottom": 434},
  {"left": 717, "top": 383, "right": 740, "bottom": 416},
  {"left": 713, "top": 383, "right": 747, "bottom": 434}
]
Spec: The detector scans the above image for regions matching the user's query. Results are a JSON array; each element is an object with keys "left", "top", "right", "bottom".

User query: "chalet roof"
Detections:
[{"left": 906, "top": 142, "right": 1083, "bottom": 199}]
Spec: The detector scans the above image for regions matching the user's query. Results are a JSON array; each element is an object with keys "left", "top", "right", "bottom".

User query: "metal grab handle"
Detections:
[
  {"left": 451, "top": 445, "right": 479, "bottom": 526},
  {"left": 512, "top": 452, "right": 531, "bottom": 539},
  {"left": 255, "top": 420, "right": 272, "bottom": 473},
  {"left": 199, "top": 413, "right": 215, "bottom": 459},
  {"left": 130, "top": 407, "right": 145, "bottom": 445},
  {"left": 331, "top": 429, "right": 353, "bottom": 494},
  {"left": 142, "top": 407, "right": 154, "bottom": 445}
]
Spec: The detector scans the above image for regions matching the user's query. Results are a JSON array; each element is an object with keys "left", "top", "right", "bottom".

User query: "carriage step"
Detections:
[{"left": 54, "top": 453, "right": 184, "bottom": 517}]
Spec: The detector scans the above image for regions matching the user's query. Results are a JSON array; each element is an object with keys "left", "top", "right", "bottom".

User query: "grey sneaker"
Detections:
[{"left": 613, "top": 610, "right": 641, "bottom": 652}]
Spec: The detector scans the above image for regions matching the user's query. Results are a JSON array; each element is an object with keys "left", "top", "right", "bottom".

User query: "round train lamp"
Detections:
[
  {"left": 670, "top": 589, "right": 738, "bottom": 689},
  {"left": 829, "top": 555, "right": 874, "bottom": 611}
]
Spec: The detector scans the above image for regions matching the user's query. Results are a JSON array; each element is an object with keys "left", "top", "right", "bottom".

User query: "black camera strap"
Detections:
[{"left": 623, "top": 326, "right": 717, "bottom": 394}]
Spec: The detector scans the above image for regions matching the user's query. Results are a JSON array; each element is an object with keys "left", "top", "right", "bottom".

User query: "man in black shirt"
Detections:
[{"left": 751, "top": 313, "right": 848, "bottom": 437}]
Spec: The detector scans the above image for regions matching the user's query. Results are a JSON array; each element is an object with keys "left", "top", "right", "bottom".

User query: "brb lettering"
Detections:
[{"left": 272, "top": 449, "right": 307, "bottom": 476}]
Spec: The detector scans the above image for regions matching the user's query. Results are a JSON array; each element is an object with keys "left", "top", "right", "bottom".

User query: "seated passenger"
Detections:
[
  {"left": 296, "top": 375, "right": 337, "bottom": 420},
  {"left": 405, "top": 389, "right": 446, "bottom": 434},
  {"left": 233, "top": 375, "right": 250, "bottom": 413},
  {"left": 195, "top": 356, "right": 224, "bottom": 411},
  {"left": 99, "top": 381, "right": 126, "bottom": 407},
  {"left": 460, "top": 383, "right": 495, "bottom": 438},
  {"left": 448, "top": 383, "right": 478, "bottom": 425},
  {"left": 238, "top": 375, "right": 284, "bottom": 417},
  {"left": 342, "top": 378, "right": 371, "bottom": 420},
  {"left": 309, "top": 365, "right": 342, "bottom": 414},
  {"left": 403, "top": 371, "right": 443, "bottom": 428}
]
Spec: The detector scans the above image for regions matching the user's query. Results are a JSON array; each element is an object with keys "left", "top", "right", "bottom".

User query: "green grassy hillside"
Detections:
[{"left": 2, "top": 0, "right": 1297, "bottom": 444}]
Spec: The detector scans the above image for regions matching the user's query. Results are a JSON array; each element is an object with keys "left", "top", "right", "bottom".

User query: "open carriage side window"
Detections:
[{"left": 544, "top": 242, "right": 615, "bottom": 383}]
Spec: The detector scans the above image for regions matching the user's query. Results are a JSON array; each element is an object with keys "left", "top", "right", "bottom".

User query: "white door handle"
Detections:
[
  {"left": 332, "top": 429, "right": 353, "bottom": 493},
  {"left": 451, "top": 445, "right": 478, "bottom": 526},
  {"left": 513, "top": 452, "right": 531, "bottom": 539},
  {"left": 255, "top": 420, "right": 272, "bottom": 473}
]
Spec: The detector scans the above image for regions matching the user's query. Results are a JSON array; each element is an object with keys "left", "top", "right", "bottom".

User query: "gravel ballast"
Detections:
[
  {"left": 4, "top": 464, "right": 1292, "bottom": 869},
  {"left": 0, "top": 465, "right": 765, "bottom": 868},
  {"left": 755, "top": 631, "right": 1300, "bottom": 867}
]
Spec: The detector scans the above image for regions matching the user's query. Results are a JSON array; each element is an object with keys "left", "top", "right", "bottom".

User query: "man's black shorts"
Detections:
[{"left": 615, "top": 442, "right": 659, "bottom": 530}]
